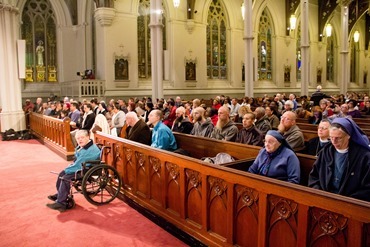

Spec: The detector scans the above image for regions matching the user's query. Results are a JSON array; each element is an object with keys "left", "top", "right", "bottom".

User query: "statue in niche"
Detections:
[
  {"left": 284, "top": 65, "right": 291, "bottom": 82},
  {"left": 297, "top": 51, "right": 301, "bottom": 71},
  {"left": 36, "top": 40, "right": 45, "bottom": 66},
  {"left": 186, "top": 62, "right": 196, "bottom": 81},
  {"left": 242, "top": 64, "right": 245, "bottom": 81},
  {"left": 115, "top": 58, "right": 129, "bottom": 80},
  {"left": 364, "top": 71, "right": 367, "bottom": 84},
  {"left": 317, "top": 66, "right": 322, "bottom": 84}
]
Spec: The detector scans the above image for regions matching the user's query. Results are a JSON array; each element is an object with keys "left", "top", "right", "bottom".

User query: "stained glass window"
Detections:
[{"left": 206, "top": 0, "right": 227, "bottom": 79}]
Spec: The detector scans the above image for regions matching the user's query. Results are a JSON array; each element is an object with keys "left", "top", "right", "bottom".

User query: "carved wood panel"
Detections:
[
  {"left": 165, "top": 162, "right": 181, "bottom": 216},
  {"left": 267, "top": 195, "right": 298, "bottom": 247},
  {"left": 123, "top": 147, "right": 135, "bottom": 190},
  {"left": 308, "top": 207, "right": 348, "bottom": 247},
  {"left": 234, "top": 185, "right": 259, "bottom": 247},
  {"left": 136, "top": 151, "right": 148, "bottom": 198},
  {"left": 113, "top": 143, "right": 123, "bottom": 175},
  {"left": 208, "top": 176, "right": 228, "bottom": 240},
  {"left": 185, "top": 169, "right": 202, "bottom": 227},
  {"left": 149, "top": 156, "right": 162, "bottom": 207}
]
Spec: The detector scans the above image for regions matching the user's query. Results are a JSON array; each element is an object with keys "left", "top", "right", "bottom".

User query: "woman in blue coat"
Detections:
[{"left": 248, "top": 130, "right": 301, "bottom": 184}]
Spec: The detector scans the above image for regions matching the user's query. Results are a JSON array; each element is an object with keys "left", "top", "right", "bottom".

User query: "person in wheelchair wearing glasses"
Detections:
[
  {"left": 46, "top": 130, "right": 100, "bottom": 212},
  {"left": 308, "top": 118, "right": 370, "bottom": 202}
]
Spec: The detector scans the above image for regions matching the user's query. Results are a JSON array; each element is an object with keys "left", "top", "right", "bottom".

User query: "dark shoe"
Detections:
[
  {"left": 47, "top": 194, "right": 58, "bottom": 201},
  {"left": 46, "top": 202, "right": 67, "bottom": 212}
]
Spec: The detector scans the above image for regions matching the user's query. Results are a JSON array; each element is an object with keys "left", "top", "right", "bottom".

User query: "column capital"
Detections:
[
  {"left": 94, "top": 8, "right": 116, "bottom": 27},
  {"left": 338, "top": 0, "right": 353, "bottom": 7},
  {"left": 0, "top": 3, "right": 19, "bottom": 14}
]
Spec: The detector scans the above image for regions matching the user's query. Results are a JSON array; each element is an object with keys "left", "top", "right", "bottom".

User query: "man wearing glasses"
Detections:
[{"left": 308, "top": 118, "right": 370, "bottom": 202}]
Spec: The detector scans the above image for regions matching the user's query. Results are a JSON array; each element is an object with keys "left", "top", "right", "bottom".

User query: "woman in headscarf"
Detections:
[
  {"left": 90, "top": 114, "right": 110, "bottom": 141},
  {"left": 308, "top": 117, "right": 370, "bottom": 202},
  {"left": 248, "top": 130, "right": 300, "bottom": 184}
]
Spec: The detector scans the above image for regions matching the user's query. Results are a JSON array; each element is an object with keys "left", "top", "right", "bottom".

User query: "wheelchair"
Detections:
[{"left": 54, "top": 145, "right": 122, "bottom": 209}]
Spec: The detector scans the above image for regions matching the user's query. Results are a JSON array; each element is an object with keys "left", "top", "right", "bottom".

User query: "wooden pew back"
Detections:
[{"left": 94, "top": 132, "right": 370, "bottom": 247}]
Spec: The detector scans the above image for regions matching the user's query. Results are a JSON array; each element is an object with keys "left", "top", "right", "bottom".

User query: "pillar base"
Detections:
[{"left": 0, "top": 110, "right": 26, "bottom": 132}]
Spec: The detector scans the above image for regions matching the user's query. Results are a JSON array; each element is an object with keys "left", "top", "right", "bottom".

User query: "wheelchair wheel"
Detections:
[
  {"left": 81, "top": 164, "right": 122, "bottom": 206},
  {"left": 66, "top": 195, "right": 76, "bottom": 209}
]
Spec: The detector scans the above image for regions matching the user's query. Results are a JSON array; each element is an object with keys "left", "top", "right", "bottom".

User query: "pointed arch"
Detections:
[
  {"left": 257, "top": 7, "right": 274, "bottom": 81},
  {"left": 206, "top": 0, "right": 229, "bottom": 80}
]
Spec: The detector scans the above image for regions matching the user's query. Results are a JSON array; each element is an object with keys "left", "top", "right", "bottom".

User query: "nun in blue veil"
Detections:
[
  {"left": 248, "top": 130, "right": 301, "bottom": 184},
  {"left": 308, "top": 117, "right": 370, "bottom": 202}
]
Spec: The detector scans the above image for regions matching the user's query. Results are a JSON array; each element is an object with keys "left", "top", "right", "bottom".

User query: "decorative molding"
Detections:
[
  {"left": 0, "top": 3, "right": 19, "bottom": 14},
  {"left": 186, "top": 19, "right": 195, "bottom": 34},
  {"left": 94, "top": 8, "right": 116, "bottom": 27}
]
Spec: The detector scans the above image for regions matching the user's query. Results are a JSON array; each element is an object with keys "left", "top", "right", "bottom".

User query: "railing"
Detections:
[
  {"left": 60, "top": 79, "right": 105, "bottom": 99},
  {"left": 94, "top": 132, "right": 370, "bottom": 247},
  {"left": 29, "top": 112, "right": 74, "bottom": 160}
]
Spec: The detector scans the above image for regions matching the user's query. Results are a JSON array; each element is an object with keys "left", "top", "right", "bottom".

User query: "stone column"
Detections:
[
  {"left": 243, "top": 0, "right": 254, "bottom": 97},
  {"left": 150, "top": 0, "right": 164, "bottom": 100},
  {"left": 0, "top": 2, "right": 26, "bottom": 132},
  {"left": 94, "top": 7, "right": 115, "bottom": 84},
  {"left": 339, "top": 1, "right": 351, "bottom": 94},
  {"left": 300, "top": 0, "right": 309, "bottom": 96}
]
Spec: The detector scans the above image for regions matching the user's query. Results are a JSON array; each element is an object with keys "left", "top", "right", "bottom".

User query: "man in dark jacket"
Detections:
[
  {"left": 125, "top": 112, "right": 151, "bottom": 145},
  {"left": 308, "top": 118, "right": 370, "bottom": 202},
  {"left": 310, "top": 85, "right": 332, "bottom": 106},
  {"left": 235, "top": 113, "right": 263, "bottom": 146},
  {"left": 171, "top": 106, "right": 193, "bottom": 134}
]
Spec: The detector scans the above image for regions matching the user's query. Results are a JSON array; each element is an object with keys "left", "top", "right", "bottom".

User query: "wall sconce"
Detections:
[
  {"left": 173, "top": 0, "right": 180, "bottom": 8},
  {"left": 241, "top": 2, "right": 245, "bottom": 20},
  {"left": 354, "top": 31, "right": 360, "bottom": 43},
  {"left": 325, "top": 24, "right": 332, "bottom": 37},
  {"left": 290, "top": 15, "right": 297, "bottom": 31}
]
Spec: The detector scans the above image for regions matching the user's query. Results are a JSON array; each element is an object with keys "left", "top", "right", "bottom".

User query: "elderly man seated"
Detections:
[
  {"left": 308, "top": 118, "right": 370, "bottom": 202},
  {"left": 172, "top": 106, "right": 193, "bottom": 134},
  {"left": 235, "top": 112, "right": 264, "bottom": 146},
  {"left": 47, "top": 130, "right": 100, "bottom": 212},
  {"left": 210, "top": 106, "right": 238, "bottom": 142},
  {"left": 125, "top": 112, "right": 151, "bottom": 145},
  {"left": 278, "top": 111, "right": 305, "bottom": 151}
]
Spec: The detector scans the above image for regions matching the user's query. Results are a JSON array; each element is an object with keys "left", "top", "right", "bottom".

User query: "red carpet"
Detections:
[{"left": 0, "top": 139, "right": 188, "bottom": 247}]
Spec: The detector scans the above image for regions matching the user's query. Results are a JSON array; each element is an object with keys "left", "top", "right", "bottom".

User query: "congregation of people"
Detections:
[{"left": 25, "top": 86, "right": 370, "bottom": 202}]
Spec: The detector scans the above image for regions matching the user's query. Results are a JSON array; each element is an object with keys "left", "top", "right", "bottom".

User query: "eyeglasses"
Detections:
[
  {"left": 263, "top": 140, "right": 277, "bottom": 145},
  {"left": 330, "top": 136, "right": 344, "bottom": 141}
]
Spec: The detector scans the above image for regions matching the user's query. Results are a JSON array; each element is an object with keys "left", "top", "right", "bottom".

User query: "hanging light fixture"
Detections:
[
  {"left": 290, "top": 15, "right": 297, "bottom": 30},
  {"left": 354, "top": 30, "right": 360, "bottom": 43},
  {"left": 325, "top": 24, "right": 332, "bottom": 37},
  {"left": 241, "top": 2, "right": 245, "bottom": 20},
  {"left": 173, "top": 0, "right": 180, "bottom": 8}
]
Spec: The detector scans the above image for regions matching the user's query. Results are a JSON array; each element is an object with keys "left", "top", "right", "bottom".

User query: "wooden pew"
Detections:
[
  {"left": 297, "top": 122, "right": 370, "bottom": 139},
  {"left": 29, "top": 112, "right": 74, "bottom": 160},
  {"left": 94, "top": 132, "right": 370, "bottom": 247}
]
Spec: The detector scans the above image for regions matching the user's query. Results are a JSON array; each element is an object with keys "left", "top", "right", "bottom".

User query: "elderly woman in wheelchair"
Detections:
[{"left": 47, "top": 129, "right": 122, "bottom": 212}]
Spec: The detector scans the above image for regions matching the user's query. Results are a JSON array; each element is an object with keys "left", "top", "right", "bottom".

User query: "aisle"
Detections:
[{"left": 0, "top": 139, "right": 188, "bottom": 247}]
